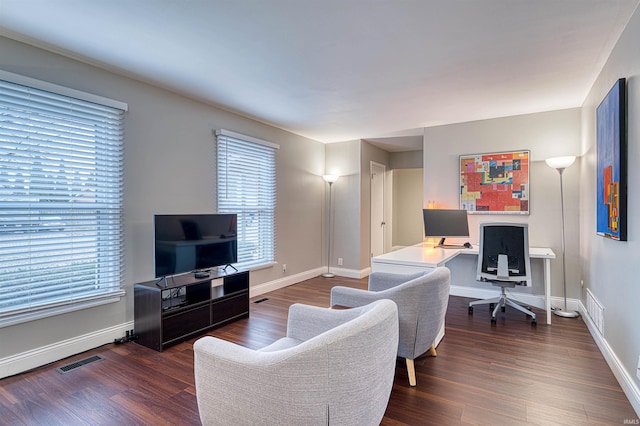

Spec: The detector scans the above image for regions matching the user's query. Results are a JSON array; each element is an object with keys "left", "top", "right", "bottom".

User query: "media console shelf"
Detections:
[{"left": 134, "top": 269, "right": 249, "bottom": 351}]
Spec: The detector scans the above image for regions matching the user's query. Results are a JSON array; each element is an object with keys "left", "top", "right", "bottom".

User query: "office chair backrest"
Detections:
[{"left": 477, "top": 222, "right": 531, "bottom": 286}]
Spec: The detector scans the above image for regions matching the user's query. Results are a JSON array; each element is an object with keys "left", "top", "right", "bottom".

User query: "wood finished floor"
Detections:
[{"left": 0, "top": 275, "right": 637, "bottom": 425}]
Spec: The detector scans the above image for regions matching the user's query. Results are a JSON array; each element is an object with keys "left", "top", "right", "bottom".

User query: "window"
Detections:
[
  {"left": 0, "top": 71, "right": 127, "bottom": 326},
  {"left": 215, "top": 129, "right": 278, "bottom": 269}
]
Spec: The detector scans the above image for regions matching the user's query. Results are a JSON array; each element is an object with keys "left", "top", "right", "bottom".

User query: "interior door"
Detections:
[{"left": 370, "top": 161, "right": 386, "bottom": 258}]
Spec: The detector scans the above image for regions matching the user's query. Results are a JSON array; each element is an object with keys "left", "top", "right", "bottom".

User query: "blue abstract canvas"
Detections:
[{"left": 596, "top": 78, "right": 627, "bottom": 241}]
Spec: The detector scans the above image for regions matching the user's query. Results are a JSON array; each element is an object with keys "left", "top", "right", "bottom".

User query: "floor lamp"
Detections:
[
  {"left": 322, "top": 174, "right": 339, "bottom": 278},
  {"left": 545, "top": 156, "right": 579, "bottom": 318}
]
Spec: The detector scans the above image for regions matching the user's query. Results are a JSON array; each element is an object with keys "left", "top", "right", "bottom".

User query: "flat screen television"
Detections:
[
  {"left": 154, "top": 214, "right": 237, "bottom": 278},
  {"left": 422, "top": 209, "right": 470, "bottom": 248}
]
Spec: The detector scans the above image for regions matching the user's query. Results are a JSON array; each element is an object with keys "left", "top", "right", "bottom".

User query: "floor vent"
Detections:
[
  {"left": 586, "top": 288, "right": 604, "bottom": 335},
  {"left": 253, "top": 298, "right": 269, "bottom": 304},
  {"left": 57, "top": 355, "right": 104, "bottom": 374}
]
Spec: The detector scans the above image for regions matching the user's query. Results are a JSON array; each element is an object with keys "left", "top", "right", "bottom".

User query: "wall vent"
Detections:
[
  {"left": 586, "top": 288, "right": 604, "bottom": 335},
  {"left": 57, "top": 355, "right": 104, "bottom": 374}
]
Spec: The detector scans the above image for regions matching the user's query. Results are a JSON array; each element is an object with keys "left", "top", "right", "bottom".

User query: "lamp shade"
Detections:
[
  {"left": 323, "top": 174, "right": 339, "bottom": 183},
  {"left": 545, "top": 156, "right": 576, "bottom": 170}
]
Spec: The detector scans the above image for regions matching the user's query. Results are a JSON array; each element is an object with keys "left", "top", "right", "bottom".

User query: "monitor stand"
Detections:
[
  {"left": 436, "top": 238, "right": 467, "bottom": 249},
  {"left": 223, "top": 263, "right": 238, "bottom": 272},
  {"left": 154, "top": 276, "right": 168, "bottom": 288}
]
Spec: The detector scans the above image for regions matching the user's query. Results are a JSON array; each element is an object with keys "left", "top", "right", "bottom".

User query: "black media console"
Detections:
[{"left": 134, "top": 269, "right": 249, "bottom": 351}]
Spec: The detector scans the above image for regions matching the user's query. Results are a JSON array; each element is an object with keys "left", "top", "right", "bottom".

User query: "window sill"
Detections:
[{"left": 0, "top": 290, "right": 125, "bottom": 329}]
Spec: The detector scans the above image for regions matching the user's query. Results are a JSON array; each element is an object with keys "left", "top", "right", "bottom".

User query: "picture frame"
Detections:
[
  {"left": 596, "top": 78, "right": 627, "bottom": 241},
  {"left": 459, "top": 150, "right": 530, "bottom": 214}
]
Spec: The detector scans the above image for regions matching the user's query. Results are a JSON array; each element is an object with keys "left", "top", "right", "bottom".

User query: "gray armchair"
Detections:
[
  {"left": 193, "top": 299, "right": 399, "bottom": 426},
  {"left": 330, "top": 267, "right": 451, "bottom": 386}
]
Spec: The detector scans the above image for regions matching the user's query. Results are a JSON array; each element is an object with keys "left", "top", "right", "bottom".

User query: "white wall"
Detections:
[
  {"left": 361, "top": 142, "right": 392, "bottom": 269},
  {"left": 326, "top": 140, "right": 400, "bottom": 275},
  {"left": 580, "top": 4, "right": 640, "bottom": 410},
  {"left": 0, "top": 36, "right": 325, "bottom": 370},
  {"left": 326, "top": 141, "right": 361, "bottom": 272},
  {"left": 390, "top": 150, "right": 423, "bottom": 169},
  {"left": 389, "top": 151, "right": 423, "bottom": 250},
  {"left": 423, "top": 108, "right": 582, "bottom": 300},
  {"left": 392, "top": 168, "right": 423, "bottom": 247}
]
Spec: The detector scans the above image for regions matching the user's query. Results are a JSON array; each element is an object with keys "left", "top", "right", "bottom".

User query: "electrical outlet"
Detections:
[
  {"left": 637, "top": 355, "right": 640, "bottom": 380},
  {"left": 282, "top": 264, "right": 287, "bottom": 273},
  {"left": 337, "top": 257, "right": 343, "bottom": 266}
]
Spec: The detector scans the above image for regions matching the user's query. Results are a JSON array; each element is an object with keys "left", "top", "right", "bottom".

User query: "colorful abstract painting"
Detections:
[
  {"left": 459, "top": 150, "right": 529, "bottom": 214},
  {"left": 596, "top": 78, "right": 627, "bottom": 241}
]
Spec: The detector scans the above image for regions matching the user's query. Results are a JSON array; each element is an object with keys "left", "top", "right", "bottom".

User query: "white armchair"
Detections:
[
  {"left": 193, "top": 299, "right": 399, "bottom": 425},
  {"left": 330, "top": 267, "right": 451, "bottom": 386}
]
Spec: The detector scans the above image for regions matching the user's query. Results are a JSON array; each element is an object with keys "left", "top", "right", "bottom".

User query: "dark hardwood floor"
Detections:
[{"left": 0, "top": 275, "right": 637, "bottom": 425}]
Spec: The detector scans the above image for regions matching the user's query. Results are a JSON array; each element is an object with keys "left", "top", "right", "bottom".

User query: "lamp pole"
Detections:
[
  {"left": 322, "top": 175, "right": 338, "bottom": 278},
  {"left": 546, "top": 156, "right": 578, "bottom": 318}
]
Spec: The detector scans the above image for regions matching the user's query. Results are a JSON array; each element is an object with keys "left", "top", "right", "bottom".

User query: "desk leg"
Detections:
[{"left": 544, "top": 258, "right": 552, "bottom": 325}]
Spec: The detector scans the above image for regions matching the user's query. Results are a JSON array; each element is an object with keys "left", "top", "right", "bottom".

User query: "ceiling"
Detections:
[{"left": 1, "top": 0, "right": 638, "bottom": 149}]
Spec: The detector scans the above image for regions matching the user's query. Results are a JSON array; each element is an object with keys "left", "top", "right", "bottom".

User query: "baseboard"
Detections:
[
  {"left": 331, "top": 266, "right": 371, "bottom": 279},
  {"left": 0, "top": 321, "right": 133, "bottom": 379},
  {"left": 2, "top": 267, "right": 356, "bottom": 378},
  {"left": 250, "top": 268, "right": 325, "bottom": 297},
  {"left": 579, "top": 301, "right": 640, "bottom": 417},
  {"left": 450, "top": 285, "right": 582, "bottom": 313},
  {"left": 450, "top": 285, "right": 546, "bottom": 310},
  {"left": 250, "top": 266, "right": 371, "bottom": 298}
]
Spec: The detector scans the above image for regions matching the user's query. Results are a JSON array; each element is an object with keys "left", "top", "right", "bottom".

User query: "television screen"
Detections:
[
  {"left": 423, "top": 209, "right": 470, "bottom": 247},
  {"left": 154, "top": 214, "right": 237, "bottom": 277}
]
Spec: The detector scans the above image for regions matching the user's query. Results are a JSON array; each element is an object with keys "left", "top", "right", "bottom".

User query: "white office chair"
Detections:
[{"left": 468, "top": 222, "right": 536, "bottom": 325}]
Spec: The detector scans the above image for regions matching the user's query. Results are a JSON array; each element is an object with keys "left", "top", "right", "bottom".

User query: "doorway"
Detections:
[{"left": 370, "top": 161, "right": 386, "bottom": 258}]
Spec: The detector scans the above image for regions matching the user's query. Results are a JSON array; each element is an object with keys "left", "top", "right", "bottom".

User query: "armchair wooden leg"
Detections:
[
  {"left": 406, "top": 358, "right": 416, "bottom": 386},
  {"left": 429, "top": 344, "right": 437, "bottom": 357}
]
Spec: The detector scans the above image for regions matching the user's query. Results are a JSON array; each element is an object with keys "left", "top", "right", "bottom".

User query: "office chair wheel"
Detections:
[
  {"left": 501, "top": 306, "right": 506, "bottom": 312},
  {"left": 491, "top": 317, "right": 497, "bottom": 325},
  {"left": 468, "top": 306, "right": 473, "bottom": 314},
  {"left": 531, "top": 319, "right": 537, "bottom": 326},
  {"left": 489, "top": 303, "right": 495, "bottom": 310}
]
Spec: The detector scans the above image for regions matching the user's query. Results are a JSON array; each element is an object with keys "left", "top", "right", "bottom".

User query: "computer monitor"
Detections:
[
  {"left": 477, "top": 222, "right": 531, "bottom": 286},
  {"left": 422, "top": 209, "right": 470, "bottom": 248}
]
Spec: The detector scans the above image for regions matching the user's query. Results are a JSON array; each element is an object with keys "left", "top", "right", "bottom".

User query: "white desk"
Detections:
[{"left": 371, "top": 243, "right": 556, "bottom": 324}]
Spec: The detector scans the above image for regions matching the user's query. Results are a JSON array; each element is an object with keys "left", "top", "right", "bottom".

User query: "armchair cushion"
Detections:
[
  {"left": 368, "top": 271, "right": 425, "bottom": 292},
  {"left": 193, "top": 299, "right": 399, "bottom": 426},
  {"left": 330, "top": 267, "right": 451, "bottom": 361}
]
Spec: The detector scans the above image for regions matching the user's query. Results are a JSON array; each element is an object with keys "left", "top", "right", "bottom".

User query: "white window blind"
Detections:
[
  {"left": 0, "top": 76, "right": 126, "bottom": 325},
  {"left": 215, "top": 129, "right": 278, "bottom": 269}
]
